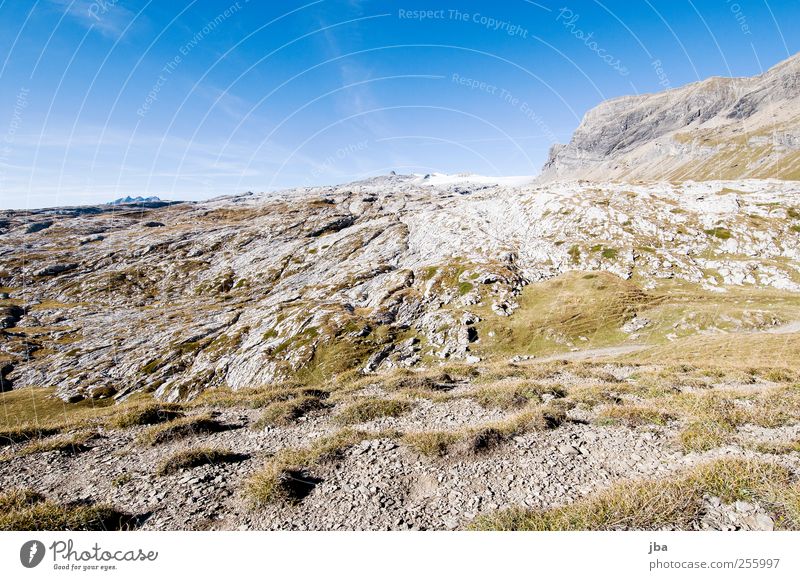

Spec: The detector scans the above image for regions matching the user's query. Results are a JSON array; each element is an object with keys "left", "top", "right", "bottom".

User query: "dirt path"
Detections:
[
  {"left": 521, "top": 344, "right": 649, "bottom": 363},
  {"left": 518, "top": 319, "right": 800, "bottom": 364},
  {"left": 765, "top": 320, "right": 800, "bottom": 335}
]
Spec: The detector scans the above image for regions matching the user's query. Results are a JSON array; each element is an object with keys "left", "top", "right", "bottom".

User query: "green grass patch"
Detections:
[
  {"left": 704, "top": 227, "right": 732, "bottom": 240},
  {"left": 0, "top": 387, "right": 114, "bottom": 433},
  {"left": 474, "top": 271, "right": 651, "bottom": 356},
  {"left": 567, "top": 245, "right": 581, "bottom": 263},
  {"left": 458, "top": 281, "right": 474, "bottom": 296}
]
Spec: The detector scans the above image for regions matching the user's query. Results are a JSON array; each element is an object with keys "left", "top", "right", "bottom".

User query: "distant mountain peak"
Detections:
[{"left": 108, "top": 195, "right": 162, "bottom": 205}]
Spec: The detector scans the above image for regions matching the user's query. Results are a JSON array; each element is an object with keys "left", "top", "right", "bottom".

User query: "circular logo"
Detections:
[{"left": 20, "top": 540, "right": 46, "bottom": 568}]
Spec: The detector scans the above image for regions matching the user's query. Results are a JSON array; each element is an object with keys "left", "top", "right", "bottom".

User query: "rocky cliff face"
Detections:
[
  {"left": 2, "top": 174, "right": 800, "bottom": 401},
  {"left": 541, "top": 52, "right": 800, "bottom": 181}
]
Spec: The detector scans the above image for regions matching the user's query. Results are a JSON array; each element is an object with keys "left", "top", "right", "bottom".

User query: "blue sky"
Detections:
[{"left": 0, "top": 0, "right": 797, "bottom": 209}]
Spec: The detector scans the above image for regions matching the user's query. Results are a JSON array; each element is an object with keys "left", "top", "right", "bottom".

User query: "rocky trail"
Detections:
[
  {"left": 765, "top": 320, "right": 800, "bottom": 335},
  {"left": 522, "top": 345, "right": 649, "bottom": 363}
]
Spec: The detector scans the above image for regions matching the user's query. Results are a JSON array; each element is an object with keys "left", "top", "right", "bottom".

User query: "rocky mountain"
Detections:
[
  {"left": 2, "top": 174, "right": 800, "bottom": 402},
  {"left": 2, "top": 173, "right": 800, "bottom": 532},
  {"left": 3, "top": 58, "right": 800, "bottom": 533},
  {"left": 108, "top": 196, "right": 164, "bottom": 206},
  {"left": 541, "top": 52, "right": 800, "bottom": 181},
  {"left": 2, "top": 55, "right": 800, "bottom": 404}
]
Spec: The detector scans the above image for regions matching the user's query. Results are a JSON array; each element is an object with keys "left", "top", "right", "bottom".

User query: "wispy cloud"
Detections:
[
  {"left": 194, "top": 84, "right": 251, "bottom": 122},
  {"left": 0, "top": 121, "right": 329, "bottom": 205},
  {"left": 48, "top": 0, "right": 137, "bottom": 39},
  {"left": 313, "top": 12, "right": 399, "bottom": 175}
]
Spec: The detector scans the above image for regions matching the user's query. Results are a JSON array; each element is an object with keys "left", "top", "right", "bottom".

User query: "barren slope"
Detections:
[{"left": 2, "top": 176, "right": 800, "bottom": 403}]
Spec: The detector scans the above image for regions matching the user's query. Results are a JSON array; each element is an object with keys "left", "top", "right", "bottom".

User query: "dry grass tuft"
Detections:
[
  {"left": 470, "top": 381, "right": 565, "bottom": 410},
  {"left": 472, "top": 361, "right": 567, "bottom": 384},
  {"left": 755, "top": 439, "right": 800, "bottom": 455},
  {"left": 401, "top": 403, "right": 565, "bottom": 458},
  {"left": 402, "top": 431, "right": 460, "bottom": 457},
  {"left": 333, "top": 399, "right": 412, "bottom": 425},
  {"left": 245, "top": 464, "right": 320, "bottom": 505},
  {"left": 10, "top": 432, "right": 95, "bottom": 459},
  {"left": 569, "top": 363, "right": 625, "bottom": 383},
  {"left": 188, "top": 382, "right": 309, "bottom": 409},
  {"left": 596, "top": 405, "right": 673, "bottom": 427},
  {"left": 490, "top": 404, "right": 567, "bottom": 436},
  {"left": 753, "top": 367, "right": 796, "bottom": 383},
  {"left": 679, "top": 421, "right": 731, "bottom": 452},
  {"left": 463, "top": 427, "right": 506, "bottom": 454},
  {"left": 138, "top": 414, "right": 225, "bottom": 446},
  {"left": 107, "top": 402, "right": 183, "bottom": 428},
  {"left": 0, "top": 488, "right": 45, "bottom": 512},
  {"left": 0, "top": 488, "right": 133, "bottom": 531},
  {"left": 563, "top": 385, "right": 622, "bottom": 409},
  {"left": 245, "top": 429, "right": 397, "bottom": 506},
  {"left": 382, "top": 370, "right": 457, "bottom": 392},
  {"left": 672, "top": 386, "right": 800, "bottom": 451},
  {"left": 253, "top": 396, "right": 325, "bottom": 428},
  {"left": 0, "top": 424, "right": 61, "bottom": 446}
]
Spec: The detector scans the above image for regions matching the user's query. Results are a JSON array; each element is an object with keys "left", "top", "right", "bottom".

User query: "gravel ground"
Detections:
[{"left": 3, "top": 376, "right": 799, "bottom": 531}]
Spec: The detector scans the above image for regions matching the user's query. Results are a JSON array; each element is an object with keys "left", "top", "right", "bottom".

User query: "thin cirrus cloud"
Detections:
[{"left": 47, "top": 0, "right": 140, "bottom": 40}]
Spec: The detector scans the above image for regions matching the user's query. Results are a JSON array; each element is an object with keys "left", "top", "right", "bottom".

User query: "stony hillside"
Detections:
[
  {"left": 3, "top": 58, "right": 800, "bottom": 529},
  {"left": 2, "top": 175, "right": 800, "bottom": 404},
  {"left": 541, "top": 52, "right": 800, "bottom": 181}
]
